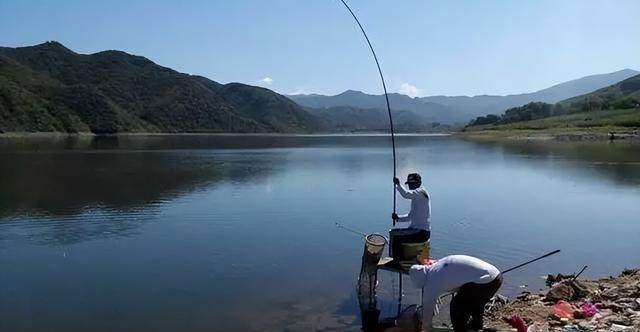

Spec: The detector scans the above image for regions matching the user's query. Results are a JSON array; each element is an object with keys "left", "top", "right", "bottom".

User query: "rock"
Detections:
[
  {"left": 525, "top": 322, "right": 550, "bottom": 332},
  {"left": 602, "top": 287, "right": 620, "bottom": 299},
  {"left": 516, "top": 291, "right": 531, "bottom": 300},
  {"left": 610, "top": 323, "right": 633, "bottom": 331},
  {"left": 568, "top": 281, "right": 589, "bottom": 299},
  {"left": 577, "top": 321, "right": 597, "bottom": 330},
  {"left": 495, "top": 294, "right": 508, "bottom": 304},
  {"left": 546, "top": 273, "right": 575, "bottom": 287},
  {"left": 545, "top": 284, "right": 575, "bottom": 302},
  {"left": 602, "top": 301, "right": 630, "bottom": 313},
  {"left": 601, "top": 314, "right": 633, "bottom": 326}
]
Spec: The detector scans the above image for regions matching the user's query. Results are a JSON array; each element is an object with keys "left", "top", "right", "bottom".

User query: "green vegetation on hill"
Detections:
[
  {"left": 467, "top": 74, "right": 640, "bottom": 130},
  {"left": 558, "top": 74, "right": 640, "bottom": 113},
  {"left": 468, "top": 109, "right": 640, "bottom": 132},
  {"left": 306, "top": 105, "right": 448, "bottom": 132},
  {"left": 0, "top": 41, "right": 318, "bottom": 134}
]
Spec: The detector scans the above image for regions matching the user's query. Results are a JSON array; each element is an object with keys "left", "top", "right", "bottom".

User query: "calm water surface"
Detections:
[{"left": 1, "top": 135, "right": 639, "bottom": 331}]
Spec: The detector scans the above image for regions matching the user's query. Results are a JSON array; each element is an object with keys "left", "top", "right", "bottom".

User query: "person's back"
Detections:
[
  {"left": 410, "top": 255, "right": 502, "bottom": 332},
  {"left": 422, "top": 255, "right": 499, "bottom": 291},
  {"left": 401, "top": 185, "right": 430, "bottom": 231},
  {"left": 393, "top": 173, "right": 431, "bottom": 231}
]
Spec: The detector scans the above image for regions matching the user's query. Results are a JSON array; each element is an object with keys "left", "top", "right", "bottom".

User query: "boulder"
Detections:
[{"left": 545, "top": 284, "right": 575, "bottom": 302}]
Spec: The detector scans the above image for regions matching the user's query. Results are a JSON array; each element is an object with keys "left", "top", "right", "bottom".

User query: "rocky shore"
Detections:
[{"left": 485, "top": 269, "right": 640, "bottom": 331}]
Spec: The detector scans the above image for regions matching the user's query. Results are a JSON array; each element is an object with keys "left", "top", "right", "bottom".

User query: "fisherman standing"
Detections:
[
  {"left": 390, "top": 173, "right": 431, "bottom": 259},
  {"left": 409, "top": 255, "right": 503, "bottom": 332}
]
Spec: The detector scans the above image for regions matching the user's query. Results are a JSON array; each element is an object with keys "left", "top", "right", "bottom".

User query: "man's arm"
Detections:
[
  {"left": 392, "top": 212, "right": 410, "bottom": 224},
  {"left": 395, "top": 184, "right": 423, "bottom": 199},
  {"left": 396, "top": 213, "right": 410, "bottom": 223}
]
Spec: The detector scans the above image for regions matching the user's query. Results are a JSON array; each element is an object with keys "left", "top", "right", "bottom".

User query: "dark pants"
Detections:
[
  {"left": 450, "top": 274, "right": 503, "bottom": 332},
  {"left": 389, "top": 229, "right": 430, "bottom": 261}
]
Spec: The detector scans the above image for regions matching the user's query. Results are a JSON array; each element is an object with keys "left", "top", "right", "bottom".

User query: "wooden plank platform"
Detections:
[{"left": 377, "top": 257, "right": 413, "bottom": 274}]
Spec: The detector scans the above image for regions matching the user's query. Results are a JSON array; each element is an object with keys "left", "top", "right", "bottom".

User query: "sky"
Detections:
[{"left": 1, "top": 0, "right": 639, "bottom": 97}]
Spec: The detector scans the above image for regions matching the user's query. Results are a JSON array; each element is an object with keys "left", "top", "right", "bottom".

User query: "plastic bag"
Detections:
[
  {"left": 553, "top": 300, "right": 574, "bottom": 319},
  {"left": 581, "top": 302, "right": 598, "bottom": 318}
]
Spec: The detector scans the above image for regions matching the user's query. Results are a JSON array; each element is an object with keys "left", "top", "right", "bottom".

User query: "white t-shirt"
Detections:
[
  {"left": 395, "top": 184, "right": 431, "bottom": 231},
  {"left": 409, "top": 255, "right": 501, "bottom": 331}
]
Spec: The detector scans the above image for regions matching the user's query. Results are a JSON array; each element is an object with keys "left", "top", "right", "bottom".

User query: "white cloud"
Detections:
[
  {"left": 290, "top": 87, "right": 307, "bottom": 95},
  {"left": 399, "top": 83, "right": 421, "bottom": 98},
  {"left": 259, "top": 77, "right": 274, "bottom": 86}
]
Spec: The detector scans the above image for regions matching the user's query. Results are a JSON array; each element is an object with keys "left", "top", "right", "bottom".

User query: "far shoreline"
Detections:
[
  {"left": 0, "top": 131, "right": 453, "bottom": 138},
  {"left": 456, "top": 127, "right": 640, "bottom": 144}
]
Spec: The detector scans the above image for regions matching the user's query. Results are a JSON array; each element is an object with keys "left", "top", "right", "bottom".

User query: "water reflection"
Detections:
[
  {"left": 1, "top": 134, "right": 639, "bottom": 332},
  {"left": 0, "top": 134, "right": 444, "bottom": 219},
  {"left": 0, "top": 153, "right": 289, "bottom": 219},
  {"left": 465, "top": 139, "right": 640, "bottom": 186},
  {"left": 0, "top": 153, "right": 214, "bottom": 216}
]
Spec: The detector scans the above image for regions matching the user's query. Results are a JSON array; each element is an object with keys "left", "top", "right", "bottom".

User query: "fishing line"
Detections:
[
  {"left": 338, "top": 0, "right": 397, "bottom": 224},
  {"left": 335, "top": 221, "right": 367, "bottom": 237}
]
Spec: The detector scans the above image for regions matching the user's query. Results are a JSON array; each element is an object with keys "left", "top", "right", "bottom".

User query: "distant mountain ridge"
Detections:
[
  {"left": 291, "top": 90, "right": 455, "bottom": 123},
  {"left": 0, "top": 41, "right": 318, "bottom": 133},
  {"left": 288, "top": 69, "right": 639, "bottom": 124},
  {"left": 306, "top": 105, "right": 440, "bottom": 132}
]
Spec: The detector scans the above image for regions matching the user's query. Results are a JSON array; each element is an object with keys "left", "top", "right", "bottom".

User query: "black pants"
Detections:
[
  {"left": 389, "top": 228, "right": 430, "bottom": 261},
  {"left": 450, "top": 274, "right": 503, "bottom": 332}
]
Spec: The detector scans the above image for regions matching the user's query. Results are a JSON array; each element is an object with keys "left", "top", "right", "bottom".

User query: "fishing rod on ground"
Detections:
[{"left": 338, "top": 0, "right": 397, "bottom": 227}]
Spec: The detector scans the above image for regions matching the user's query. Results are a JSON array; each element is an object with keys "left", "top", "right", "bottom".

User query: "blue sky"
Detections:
[{"left": 1, "top": 0, "right": 639, "bottom": 97}]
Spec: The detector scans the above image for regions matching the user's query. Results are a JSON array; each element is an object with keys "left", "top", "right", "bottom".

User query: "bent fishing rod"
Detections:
[{"left": 338, "top": 0, "right": 397, "bottom": 225}]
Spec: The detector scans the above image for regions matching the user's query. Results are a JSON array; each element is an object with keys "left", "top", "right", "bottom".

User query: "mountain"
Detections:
[
  {"left": 308, "top": 106, "right": 440, "bottom": 132},
  {"left": 289, "top": 90, "right": 456, "bottom": 123},
  {"left": 467, "top": 74, "right": 640, "bottom": 127},
  {"left": 288, "top": 69, "right": 640, "bottom": 124},
  {"left": 0, "top": 41, "right": 318, "bottom": 133}
]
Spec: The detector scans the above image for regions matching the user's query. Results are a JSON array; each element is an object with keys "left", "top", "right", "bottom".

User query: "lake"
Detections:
[{"left": 1, "top": 134, "right": 639, "bottom": 332}]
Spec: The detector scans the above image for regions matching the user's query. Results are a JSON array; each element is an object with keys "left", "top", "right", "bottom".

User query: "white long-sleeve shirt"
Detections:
[
  {"left": 409, "top": 255, "right": 500, "bottom": 332},
  {"left": 395, "top": 184, "right": 431, "bottom": 231}
]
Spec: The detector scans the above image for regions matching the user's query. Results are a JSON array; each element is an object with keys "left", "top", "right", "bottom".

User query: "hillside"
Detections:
[
  {"left": 288, "top": 69, "right": 639, "bottom": 124},
  {"left": 0, "top": 41, "right": 318, "bottom": 134},
  {"left": 558, "top": 73, "right": 640, "bottom": 112},
  {"left": 467, "top": 74, "right": 640, "bottom": 128}
]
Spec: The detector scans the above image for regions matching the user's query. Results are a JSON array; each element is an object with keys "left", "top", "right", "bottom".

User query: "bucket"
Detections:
[{"left": 401, "top": 241, "right": 430, "bottom": 262}]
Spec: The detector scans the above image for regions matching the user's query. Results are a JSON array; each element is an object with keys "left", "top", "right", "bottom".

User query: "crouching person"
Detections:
[{"left": 409, "top": 255, "right": 503, "bottom": 332}]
